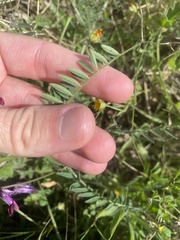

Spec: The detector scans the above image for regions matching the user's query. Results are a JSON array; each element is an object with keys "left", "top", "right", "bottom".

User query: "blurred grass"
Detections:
[{"left": 0, "top": 0, "right": 180, "bottom": 239}]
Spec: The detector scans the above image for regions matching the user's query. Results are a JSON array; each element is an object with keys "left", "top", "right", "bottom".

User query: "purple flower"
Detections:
[
  {"left": 8, "top": 201, "right": 19, "bottom": 216},
  {"left": 0, "top": 185, "right": 37, "bottom": 216}
]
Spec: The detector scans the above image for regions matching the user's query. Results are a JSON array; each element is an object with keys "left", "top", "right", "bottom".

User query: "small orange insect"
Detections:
[{"left": 90, "top": 28, "right": 103, "bottom": 43}]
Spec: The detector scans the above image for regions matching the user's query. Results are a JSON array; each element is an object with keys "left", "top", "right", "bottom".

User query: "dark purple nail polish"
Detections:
[{"left": 0, "top": 97, "right": 5, "bottom": 106}]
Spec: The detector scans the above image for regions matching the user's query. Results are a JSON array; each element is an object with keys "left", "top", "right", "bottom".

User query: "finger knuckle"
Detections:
[{"left": 10, "top": 107, "right": 36, "bottom": 156}]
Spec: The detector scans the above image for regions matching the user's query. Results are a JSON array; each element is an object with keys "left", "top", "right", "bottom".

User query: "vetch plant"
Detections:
[
  {"left": 0, "top": 1, "right": 179, "bottom": 239},
  {"left": 42, "top": 32, "right": 138, "bottom": 106},
  {"left": 0, "top": 184, "right": 37, "bottom": 216}
]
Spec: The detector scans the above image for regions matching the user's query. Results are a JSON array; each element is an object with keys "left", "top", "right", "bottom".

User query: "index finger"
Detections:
[{"left": 0, "top": 32, "right": 133, "bottom": 103}]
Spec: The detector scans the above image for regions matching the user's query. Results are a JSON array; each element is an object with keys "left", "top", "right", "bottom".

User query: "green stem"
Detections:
[
  {"left": 39, "top": 183, "right": 62, "bottom": 240},
  {"left": 18, "top": 210, "right": 40, "bottom": 226},
  {"left": 2, "top": 172, "right": 55, "bottom": 189},
  {"left": 59, "top": 16, "right": 72, "bottom": 44}
]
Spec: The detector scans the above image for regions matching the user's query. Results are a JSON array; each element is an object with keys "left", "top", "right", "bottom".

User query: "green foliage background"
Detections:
[{"left": 0, "top": 0, "right": 179, "bottom": 239}]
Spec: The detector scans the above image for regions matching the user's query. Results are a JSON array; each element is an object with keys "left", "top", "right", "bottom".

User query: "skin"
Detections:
[{"left": 0, "top": 32, "right": 134, "bottom": 174}]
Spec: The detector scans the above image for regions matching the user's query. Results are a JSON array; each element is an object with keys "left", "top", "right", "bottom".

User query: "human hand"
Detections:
[{"left": 0, "top": 32, "right": 133, "bottom": 174}]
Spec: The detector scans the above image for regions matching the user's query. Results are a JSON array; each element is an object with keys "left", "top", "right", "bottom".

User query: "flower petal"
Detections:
[
  {"left": 8, "top": 201, "right": 19, "bottom": 216},
  {"left": 12, "top": 185, "right": 37, "bottom": 194},
  {"left": 0, "top": 192, "right": 14, "bottom": 205}
]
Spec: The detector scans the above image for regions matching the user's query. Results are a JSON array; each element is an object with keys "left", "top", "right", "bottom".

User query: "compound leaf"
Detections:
[{"left": 101, "top": 44, "right": 120, "bottom": 56}]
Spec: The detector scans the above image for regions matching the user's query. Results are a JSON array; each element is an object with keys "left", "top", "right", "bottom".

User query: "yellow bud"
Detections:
[
  {"left": 93, "top": 98, "right": 106, "bottom": 112},
  {"left": 158, "top": 225, "right": 164, "bottom": 233},
  {"left": 90, "top": 29, "right": 103, "bottom": 43}
]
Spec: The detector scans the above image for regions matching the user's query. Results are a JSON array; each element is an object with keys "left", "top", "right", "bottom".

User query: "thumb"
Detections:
[{"left": 0, "top": 104, "right": 95, "bottom": 156}]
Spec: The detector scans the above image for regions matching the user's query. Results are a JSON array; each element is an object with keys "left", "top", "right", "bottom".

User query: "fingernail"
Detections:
[
  {"left": 59, "top": 107, "right": 85, "bottom": 141},
  {"left": 0, "top": 97, "right": 5, "bottom": 106}
]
